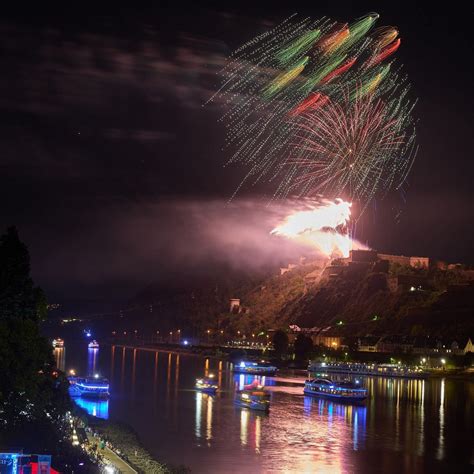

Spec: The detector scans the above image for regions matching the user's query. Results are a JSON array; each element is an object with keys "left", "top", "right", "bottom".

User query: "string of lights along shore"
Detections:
[{"left": 208, "top": 12, "right": 417, "bottom": 213}]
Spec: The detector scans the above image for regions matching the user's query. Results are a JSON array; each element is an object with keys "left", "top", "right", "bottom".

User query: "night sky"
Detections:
[{"left": 0, "top": 2, "right": 472, "bottom": 303}]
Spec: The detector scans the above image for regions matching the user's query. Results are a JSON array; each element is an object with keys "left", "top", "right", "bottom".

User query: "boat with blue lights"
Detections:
[
  {"left": 304, "top": 378, "right": 368, "bottom": 402},
  {"left": 234, "top": 380, "right": 271, "bottom": 412},
  {"left": 232, "top": 360, "right": 277, "bottom": 376},
  {"left": 68, "top": 376, "right": 110, "bottom": 399},
  {"left": 88, "top": 340, "right": 100, "bottom": 349},
  {"left": 195, "top": 374, "right": 218, "bottom": 394}
]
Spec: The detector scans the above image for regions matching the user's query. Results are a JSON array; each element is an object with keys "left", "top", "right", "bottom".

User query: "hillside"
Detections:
[
  {"left": 220, "top": 259, "right": 474, "bottom": 338},
  {"left": 117, "top": 256, "right": 474, "bottom": 340}
]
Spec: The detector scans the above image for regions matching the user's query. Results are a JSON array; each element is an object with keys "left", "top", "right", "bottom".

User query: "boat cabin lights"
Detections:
[
  {"left": 242, "top": 393, "right": 249, "bottom": 399},
  {"left": 239, "top": 361, "right": 246, "bottom": 368}
]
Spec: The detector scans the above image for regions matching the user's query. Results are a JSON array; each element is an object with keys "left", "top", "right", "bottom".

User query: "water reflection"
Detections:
[
  {"left": 304, "top": 397, "right": 367, "bottom": 452},
  {"left": 195, "top": 392, "right": 202, "bottom": 440},
  {"left": 110, "top": 345, "right": 115, "bottom": 380},
  {"left": 53, "top": 347, "right": 65, "bottom": 372},
  {"left": 239, "top": 409, "right": 264, "bottom": 453},
  {"left": 437, "top": 378, "right": 445, "bottom": 460},
  {"left": 87, "top": 347, "right": 98, "bottom": 376},
  {"left": 131, "top": 349, "right": 137, "bottom": 399},
  {"left": 58, "top": 344, "right": 474, "bottom": 472},
  {"left": 240, "top": 409, "right": 248, "bottom": 446},
  {"left": 175, "top": 354, "right": 180, "bottom": 394},
  {"left": 206, "top": 394, "right": 213, "bottom": 443},
  {"left": 120, "top": 347, "right": 126, "bottom": 390},
  {"left": 74, "top": 397, "right": 109, "bottom": 419},
  {"left": 195, "top": 392, "right": 214, "bottom": 445}
]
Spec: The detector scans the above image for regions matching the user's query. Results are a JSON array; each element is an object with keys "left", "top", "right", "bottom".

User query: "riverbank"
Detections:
[
  {"left": 83, "top": 413, "right": 189, "bottom": 474},
  {"left": 110, "top": 342, "right": 232, "bottom": 361}
]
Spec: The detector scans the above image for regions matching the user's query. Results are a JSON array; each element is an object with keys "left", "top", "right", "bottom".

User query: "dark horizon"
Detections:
[{"left": 0, "top": 2, "right": 472, "bottom": 302}]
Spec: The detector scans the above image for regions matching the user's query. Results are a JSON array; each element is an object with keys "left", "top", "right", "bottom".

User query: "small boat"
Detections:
[
  {"left": 232, "top": 360, "right": 277, "bottom": 376},
  {"left": 52, "top": 338, "right": 64, "bottom": 348},
  {"left": 195, "top": 374, "right": 218, "bottom": 394},
  {"left": 234, "top": 380, "right": 271, "bottom": 412},
  {"left": 304, "top": 378, "right": 368, "bottom": 402},
  {"left": 88, "top": 340, "right": 100, "bottom": 349},
  {"left": 68, "top": 375, "right": 109, "bottom": 399}
]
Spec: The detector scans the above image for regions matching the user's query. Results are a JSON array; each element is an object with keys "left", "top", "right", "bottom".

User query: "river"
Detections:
[{"left": 54, "top": 343, "right": 474, "bottom": 473}]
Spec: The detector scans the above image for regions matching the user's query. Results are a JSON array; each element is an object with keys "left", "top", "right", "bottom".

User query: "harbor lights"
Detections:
[{"left": 69, "top": 369, "right": 76, "bottom": 376}]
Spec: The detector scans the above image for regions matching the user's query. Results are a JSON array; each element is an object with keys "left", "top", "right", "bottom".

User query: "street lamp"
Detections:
[{"left": 441, "top": 358, "right": 446, "bottom": 370}]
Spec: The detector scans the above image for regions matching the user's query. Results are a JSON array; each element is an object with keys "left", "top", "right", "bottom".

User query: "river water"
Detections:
[{"left": 54, "top": 344, "right": 474, "bottom": 473}]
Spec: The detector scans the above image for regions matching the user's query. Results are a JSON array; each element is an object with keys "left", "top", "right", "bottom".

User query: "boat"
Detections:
[
  {"left": 308, "top": 361, "right": 428, "bottom": 379},
  {"left": 68, "top": 376, "right": 110, "bottom": 399},
  {"left": 195, "top": 374, "right": 218, "bottom": 394},
  {"left": 234, "top": 380, "right": 271, "bottom": 412},
  {"left": 232, "top": 360, "right": 277, "bottom": 376},
  {"left": 52, "top": 338, "right": 64, "bottom": 348},
  {"left": 88, "top": 340, "right": 100, "bottom": 349},
  {"left": 304, "top": 378, "right": 368, "bottom": 402}
]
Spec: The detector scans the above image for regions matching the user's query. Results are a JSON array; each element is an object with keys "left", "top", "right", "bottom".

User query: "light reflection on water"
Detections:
[
  {"left": 87, "top": 347, "right": 98, "bottom": 376},
  {"left": 74, "top": 397, "right": 109, "bottom": 419},
  {"left": 54, "top": 343, "right": 474, "bottom": 473},
  {"left": 53, "top": 347, "right": 65, "bottom": 372}
]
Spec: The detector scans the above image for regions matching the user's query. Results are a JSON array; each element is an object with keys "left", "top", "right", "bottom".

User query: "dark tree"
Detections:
[
  {"left": 0, "top": 227, "right": 69, "bottom": 427},
  {"left": 294, "top": 333, "right": 314, "bottom": 360},
  {"left": 272, "top": 330, "right": 289, "bottom": 358}
]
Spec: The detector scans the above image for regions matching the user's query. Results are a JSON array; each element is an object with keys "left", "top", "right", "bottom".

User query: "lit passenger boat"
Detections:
[
  {"left": 88, "top": 340, "right": 100, "bottom": 349},
  {"left": 52, "top": 338, "right": 64, "bottom": 348},
  {"left": 68, "top": 376, "right": 110, "bottom": 399},
  {"left": 232, "top": 360, "right": 277, "bottom": 376},
  {"left": 308, "top": 361, "right": 428, "bottom": 379},
  {"left": 304, "top": 378, "right": 368, "bottom": 402},
  {"left": 195, "top": 374, "right": 218, "bottom": 394},
  {"left": 234, "top": 380, "right": 271, "bottom": 412}
]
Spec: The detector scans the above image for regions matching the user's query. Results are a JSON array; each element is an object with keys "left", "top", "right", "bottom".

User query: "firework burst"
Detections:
[
  {"left": 283, "top": 90, "right": 416, "bottom": 210},
  {"left": 208, "top": 12, "right": 416, "bottom": 210}
]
